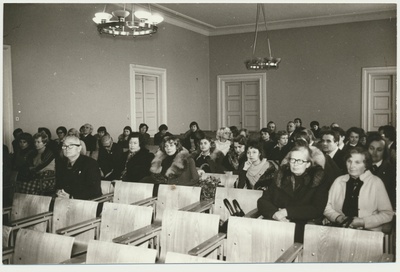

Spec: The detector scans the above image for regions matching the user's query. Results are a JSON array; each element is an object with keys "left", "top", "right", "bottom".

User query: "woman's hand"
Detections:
[
  {"left": 349, "top": 217, "right": 365, "bottom": 229},
  {"left": 197, "top": 169, "right": 206, "bottom": 176},
  {"left": 272, "top": 208, "right": 289, "bottom": 222},
  {"left": 335, "top": 214, "right": 346, "bottom": 224},
  {"left": 56, "top": 189, "right": 70, "bottom": 199},
  {"left": 243, "top": 160, "right": 252, "bottom": 171}
]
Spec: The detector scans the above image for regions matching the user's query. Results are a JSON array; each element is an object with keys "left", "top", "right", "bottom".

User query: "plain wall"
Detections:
[
  {"left": 209, "top": 19, "right": 396, "bottom": 131},
  {"left": 4, "top": 4, "right": 210, "bottom": 140}
]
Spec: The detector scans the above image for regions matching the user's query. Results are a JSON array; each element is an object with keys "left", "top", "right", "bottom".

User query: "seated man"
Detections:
[
  {"left": 97, "top": 134, "right": 124, "bottom": 181},
  {"left": 55, "top": 135, "right": 102, "bottom": 200},
  {"left": 319, "top": 129, "right": 346, "bottom": 173},
  {"left": 81, "top": 123, "right": 97, "bottom": 158}
]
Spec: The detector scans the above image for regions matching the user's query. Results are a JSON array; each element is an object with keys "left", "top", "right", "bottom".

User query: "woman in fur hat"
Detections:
[
  {"left": 257, "top": 143, "right": 330, "bottom": 242},
  {"left": 192, "top": 136, "right": 225, "bottom": 175},
  {"left": 144, "top": 135, "right": 199, "bottom": 186}
]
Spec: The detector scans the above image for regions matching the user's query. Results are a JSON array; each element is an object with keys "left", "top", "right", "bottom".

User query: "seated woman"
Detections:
[
  {"left": 143, "top": 136, "right": 199, "bottom": 186},
  {"left": 259, "top": 127, "right": 275, "bottom": 158},
  {"left": 324, "top": 147, "right": 394, "bottom": 231},
  {"left": 182, "top": 121, "right": 205, "bottom": 153},
  {"left": 237, "top": 141, "right": 279, "bottom": 190},
  {"left": 13, "top": 132, "right": 35, "bottom": 183},
  {"left": 67, "top": 128, "right": 87, "bottom": 156},
  {"left": 215, "top": 127, "right": 232, "bottom": 156},
  {"left": 223, "top": 135, "right": 248, "bottom": 175},
  {"left": 268, "top": 130, "right": 291, "bottom": 163},
  {"left": 117, "top": 126, "right": 132, "bottom": 152},
  {"left": 139, "top": 123, "right": 151, "bottom": 145},
  {"left": 120, "top": 132, "right": 155, "bottom": 182},
  {"left": 192, "top": 136, "right": 225, "bottom": 175},
  {"left": 18, "top": 131, "right": 56, "bottom": 195},
  {"left": 342, "top": 126, "right": 363, "bottom": 154},
  {"left": 154, "top": 124, "right": 173, "bottom": 146},
  {"left": 257, "top": 144, "right": 329, "bottom": 242}
]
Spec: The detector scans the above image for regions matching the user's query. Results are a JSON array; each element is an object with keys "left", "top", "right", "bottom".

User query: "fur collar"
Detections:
[
  {"left": 150, "top": 148, "right": 191, "bottom": 177},
  {"left": 192, "top": 149, "right": 224, "bottom": 162}
]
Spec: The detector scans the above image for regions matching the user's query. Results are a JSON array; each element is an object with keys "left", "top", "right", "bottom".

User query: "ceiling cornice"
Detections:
[{"left": 150, "top": 4, "right": 396, "bottom": 36}]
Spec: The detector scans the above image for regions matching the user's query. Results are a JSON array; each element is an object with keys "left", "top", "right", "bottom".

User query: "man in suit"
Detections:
[
  {"left": 319, "top": 130, "right": 346, "bottom": 173},
  {"left": 81, "top": 123, "right": 97, "bottom": 158},
  {"left": 97, "top": 134, "right": 124, "bottom": 180},
  {"left": 55, "top": 135, "right": 102, "bottom": 200}
]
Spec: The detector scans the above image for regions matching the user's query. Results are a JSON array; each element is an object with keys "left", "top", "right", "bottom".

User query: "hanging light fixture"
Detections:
[
  {"left": 93, "top": 4, "right": 164, "bottom": 37},
  {"left": 245, "top": 4, "right": 281, "bottom": 70}
]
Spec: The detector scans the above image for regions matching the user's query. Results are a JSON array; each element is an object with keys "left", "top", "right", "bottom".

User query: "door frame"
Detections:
[
  {"left": 3, "top": 45, "right": 14, "bottom": 151},
  {"left": 217, "top": 73, "right": 267, "bottom": 130},
  {"left": 361, "top": 66, "right": 396, "bottom": 131},
  {"left": 130, "top": 64, "right": 167, "bottom": 131}
]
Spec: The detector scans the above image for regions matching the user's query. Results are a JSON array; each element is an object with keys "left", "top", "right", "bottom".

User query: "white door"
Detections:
[
  {"left": 225, "top": 80, "right": 260, "bottom": 131},
  {"left": 362, "top": 67, "right": 396, "bottom": 131},
  {"left": 135, "top": 75, "right": 158, "bottom": 136},
  {"left": 3, "top": 45, "right": 14, "bottom": 151}
]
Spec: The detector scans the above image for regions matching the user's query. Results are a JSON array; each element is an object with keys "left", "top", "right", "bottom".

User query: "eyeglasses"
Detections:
[
  {"left": 289, "top": 158, "right": 309, "bottom": 165},
  {"left": 57, "top": 131, "right": 64, "bottom": 134},
  {"left": 62, "top": 144, "right": 80, "bottom": 150}
]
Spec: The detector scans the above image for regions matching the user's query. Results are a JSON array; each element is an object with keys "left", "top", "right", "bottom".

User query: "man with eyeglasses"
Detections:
[
  {"left": 81, "top": 123, "right": 97, "bottom": 158},
  {"left": 97, "top": 134, "right": 124, "bottom": 180},
  {"left": 55, "top": 135, "right": 102, "bottom": 200}
]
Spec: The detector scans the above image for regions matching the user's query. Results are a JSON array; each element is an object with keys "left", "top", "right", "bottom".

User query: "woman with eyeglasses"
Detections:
[
  {"left": 323, "top": 147, "right": 394, "bottom": 230},
  {"left": 67, "top": 128, "right": 87, "bottom": 156},
  {"left": 257, "top": 143, "right": 329, "bottom": 242}
]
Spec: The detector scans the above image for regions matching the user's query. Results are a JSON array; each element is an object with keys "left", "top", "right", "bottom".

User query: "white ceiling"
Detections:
[{"left": 143, "top": 3, "right": 397, "bottom": 36}]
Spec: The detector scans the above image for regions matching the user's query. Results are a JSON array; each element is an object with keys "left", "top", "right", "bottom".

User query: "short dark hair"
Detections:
[
  {"left": 159, "top": 124, "right": 168, "bottom": 131},
  {"left": 199, "top": 135, "right": 216, "bottom": 153},
  {"left": 18, "top": 132, "right": 33, "bottom": 146},
  {"left": 294, "top": 118, "right": 302, "bottom": 124},
  {"left": 13, "top": 128, "right": 23, "bottom": 138},
  {"left": 310, "top": 121, "right": 319, "bottom": 127},
  {"left": 379, "top": 125, "right": 396, "bottom": 142},
  {"left": 276, "top": 130, "right": 288, "bottom": 139},
  {"left": 139, "top": 123, "right": 148, "bottom": 132},
  {"left": 260, "top": 127, "right": 269, "bottom": 134},
  {"left": 294, "top": 131, "right": 311, "bottom": 145},
  {"left": 97, "top": 126, "right": 107, "bottom": 133},
  {"left": 33, "top": 131, "right": 49, "bottom": 145},
  {"left": 56, "top": 126, "right": 67, "bottom": 135},
  {"left": 366, "top": 132, "right": 389, "bottom": 161},
  {"left": 246, "top": 140, "right": 265, "bottom": 160},
  {"left": 38, "top": 127, "right": 52, "bottom": 139},
  {"left": 331, "top": 126, "right": 345, "bottom": 137},
  {"left": 189, "top": 121, "right": 199, "bottom": 129},
  {"left": 232, "top": 135, "right": 248, "bottom": 146},
  {"left": 320, "top": 129, "right": 339, "bottom": 143},
  {"left": 123, "top": 126, "right": 132, "bottom": 133},
  {"left": 346, "top": 127, "right": 362, "bottom": 139},
  {"left": 344, "top": 146, "right": 372, "bottom": 171},
  {"left": 128, "top": 132, "right": 146, "bottom": 148}
]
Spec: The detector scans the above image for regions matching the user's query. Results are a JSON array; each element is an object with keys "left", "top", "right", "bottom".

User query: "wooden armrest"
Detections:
[
  {"left": 188, "top": 233, "right": 227, "bottom": 257},
  {"left": 244, "top": 208, "right": 260, "bottom": 218},
  {"left": 56, "top": 217, "right": 101, "bottom": 236},
  {"left": 2, "top": 246, "right": 14, "bottom": 261},
  {"left": 131, "top": 196, "right": 158, "bottom": 206},
  {"left": 381, "top": 221, "right": 393, "bottom": 235},
  {"left": 180, "top": 199, "right": 214, "bottom": 213},
  {"left": 3, "top": 206, "right": 12, "bottom": 215},
  {"left": 112, "top": 221, "right": 162, "bottom": 245},
  {"left": 91, "top": 192, "right": 114, "bottom": 203},
  {"left": 275, "top": 243, "right": 303, "bottom": 262},
  {"left": 60, "top": 253, "right": 87, "bottom": 264},
  {"left": 10, "top": 211, "right": 53, "bottom": 228},
  {"left": 379, "top": 253, "right": 394, "bottom": 262}
]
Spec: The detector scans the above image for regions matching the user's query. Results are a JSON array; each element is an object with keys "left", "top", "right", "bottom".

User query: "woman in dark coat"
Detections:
[
  {"left": 257, "top": 144, "right": 329, "bottom": 242},
  {"left": 223, "top": 135, "right": 248, "bottom": 174},
  {"left": 182, "top": 121, "right": 205, "bottom": 153},
  {"left": 120, "top": 132, "right": 154, "bottom": 182},
  {"left": 192, "top": 136, "right": 225, "bottom": 175}
]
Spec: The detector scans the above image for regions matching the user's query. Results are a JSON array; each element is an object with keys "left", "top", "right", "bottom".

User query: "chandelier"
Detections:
[
  {"left": 92, "top": 4, "right": 164, "bottom": 37},
  {"left": 245, "top": 4, "right": 281, "bottom": 70}
]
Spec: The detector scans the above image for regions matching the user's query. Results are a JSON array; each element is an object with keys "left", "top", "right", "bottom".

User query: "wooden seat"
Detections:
[
  {"left": 113, "top": 209, "right": 221, "bottom": 263},
  {"left": 3, "top": 228, "right": 74, "bottom": 264},
  {"left": 2, "top": 193, "right": 53, "bottom": 248},
  {"left": 165, "top": 251, "right": 224, "bottom": 263},
  {"left": 86, "top": 240, "right": 157, "bottom": 264},
  {"left": 200, "top": 173, "right": 238, "bottom": 188},
  {"left": 113, "top": 181, "right": 155, "bottom": 205},
  {"left": 189, "top": 216, "right": 296, "bottom": 262},
  {"left": 90, "top": 180, "right": 116, "bottom": 203},
  {"left": 276, "top": 224, "right": 394, "bottom": 262}
]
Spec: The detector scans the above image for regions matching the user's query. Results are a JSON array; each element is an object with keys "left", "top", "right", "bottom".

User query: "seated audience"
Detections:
[
  {"left": 238, "top": 141, "right": 279, "bottom": 190},
  {"left": 18, "top": 131, "right": 56, "bottom": 195},
  {"left": 223, "top": 135, "right": 248, "bottom": 174},
  {"left": 320, "top": 130, "right": 346, "bottom": 173},
  {"left": 12, "top": 128, "right": 23, "bottom": 154},
  {"left": 269, "top": 130, "right": 290, "bottom": 163},
  {"left": 55, "top": 135, "right": 102, "bottom": 200},
  {"left": 67, "top": 128, "right": 87, "bottom": 155},
  {"left": 97, "top": 134, "right": 124, "bottom": 181},
  {"left": 192, "top": 136, "right": 225, "bottom": 175},
  {"left": 215, "top": 127, "right": 232, "bottom": 156},
  {"left": 182, "top": 121, "right": 205, "bottom": 153},
  {"left": 154, "top": 124, "right": 173, "bottom": 146},
  {"left": 144, "top": 136, "right": 199, "bottom": 186},
  {"left": 117, "top": 126, "right": 132, "bottom": 152},
  {"left": 324, "top": 147, "right": 394, "bottom": 231},
  {"left": 342, "top": 126, "right": 363, "bottom": 153},
  {"left": 367, "top": 132, "right": 396, "bottom": 209},
  {"left": 80, "top": 123, "right": 97, "bottom": 157},
  {"left": 257, "top": 145, "right": 329, "bottom": 242},
  {"left": 139, "top": 123, "right": 151, "bottom": 145},
  {"left": 120, "top": 132, "right": 155, "bottom": 182}
]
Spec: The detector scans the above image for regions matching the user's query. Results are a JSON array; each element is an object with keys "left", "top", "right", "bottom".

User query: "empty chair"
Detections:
[
  {"left": 90, "top": 180, "right": 116, "bottom": 203},
  {"left": 189, "top": 216, "right": 296, "bottom": 262},
  {"left": 165, "top": 251, "right": 224, "bottom": 263},
  {"left": 113, "top": 181, "right": 155, "bottom": 205},
  {"left": 86, "top": 240, "right": 157, "bottom": 264},
  {"left": 3, "top": 228, "right": 74, "bottom": 264},
  {"left": 3, "top": 193, "right": 53, "bottom": 247},
  {"left": 276, "top": 224, "right": 393, "bottom": 262}
]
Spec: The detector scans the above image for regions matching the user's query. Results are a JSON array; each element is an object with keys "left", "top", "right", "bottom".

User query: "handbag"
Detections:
[{"left": 219, "top": 198, "right": 245, "bottom": 234}]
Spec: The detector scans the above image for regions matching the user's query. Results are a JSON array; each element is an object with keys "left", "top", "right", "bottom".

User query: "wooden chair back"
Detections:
[
  {"left": 165, "top": 251, "right": 224, "bottom": 263},
  {"left": 213, "top": 187, "right": 263, "bottom": 221},
  {"left": 226, "top": 217, "right": 295, "bottom": 262},
  {"left": 160, "top": 209, "right": 220, "bottom": 262},
  {"left": 99, "top": 202, "right": 153, "bottom": 242},
  {"left": 100, "top": 180, "right": 114, "bottom": 195},
  {"left": 155, "top": 184, "right": 202, "bottom": 222},
  {"left": 302, "top": 224, "right": 385, "bottom": 262},
  {"left": 201, "top": 173, "right": 238, "bottom": 188},
  {"left": 113, "top": 181, "right": 154, "bottom": 204},
  {"left": 52, "top": 198, "right": 99, "bottom": 243},
  {"left": 10, "top": 193, "right": 52, "bottom": 232},
  {"left": 12, "top": 228, "right": 74, "bottom": 264},
  {"left": 86, "top": 240, "right": 157, "bottom": 264}
]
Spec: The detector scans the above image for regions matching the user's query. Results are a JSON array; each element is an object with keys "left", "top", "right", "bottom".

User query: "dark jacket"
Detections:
[
  {"left": 372, "top": 159, "right": 396, "bottom": 209},
  {"left": 238, "top": 160, "right": 279, "bottom": 190},
  {"left": 222, "top": 150, "right": 247, "bottom": 175},
  {"left": 182, "top": 129, "right": 205, "bottom": 152},
  {"left": 192, "top": 149, "right": 225, "bottom": 174},
  {"left": 55, "top": 155, "right": 102, "bottom": 200},
  {"left": 97, "top": 143, "right": 124, "bottom": 181},
  {"left": 82, "top": 134, "right": 97, "bottom": 152},
  {"left": 154, "top": 132, "right": 173, "bottom": 146},
  {"left": 122, "top": 148, "right": 155, "bottom": 182},
  {"left": 331, "top": 148, "right": 346, "bottom": 173}
]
